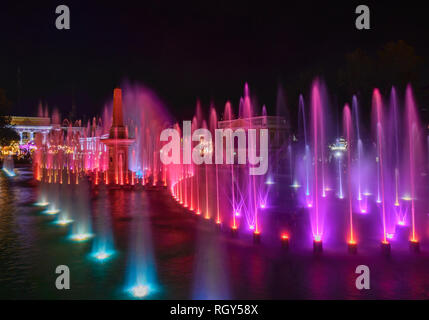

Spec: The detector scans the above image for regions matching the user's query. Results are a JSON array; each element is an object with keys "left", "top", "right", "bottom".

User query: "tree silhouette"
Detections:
[{"left": 0, "top": 89, "right": 20, "bottom": 147}]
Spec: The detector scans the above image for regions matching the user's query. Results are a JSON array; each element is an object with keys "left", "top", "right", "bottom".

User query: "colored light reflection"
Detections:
[{"left": 2, "top": 168, "right": 16, "bottom": 177}]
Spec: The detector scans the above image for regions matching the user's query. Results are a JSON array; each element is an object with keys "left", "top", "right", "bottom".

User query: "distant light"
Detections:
[
  {"left": 265, "top": 179, "right": 275, "bottom": 185},
  {"left": 70, "top": 233, "right": 93, "bottom": 242},
  {"left": 334, "top": 151, "right": 342, "bottom": 158},
  {"left": 281, "top": 233, "right": 289, "bottom": 240},
  {"left": 348, "top": 239, "right": 356, "bottom": 245},
  {"left": 398, "top": 220, "right": 405, "bottom": 226},
  {"left": 235, "top": 211, "right": 240, "bottom": 217},
  {"left": 386, "top": 233, "right": 394, "bottom": 240},
  {"left": 360, "top": 209, "right": 367, "bottom": 214},
  {"left": 314, "top": 234, "right": 322, "bottom": 242},
  {"left": 260, "top": 203, "right": 266, "bottom": 209},
  {"left": 394, "top": 202, "right": 400, "bottom": 207},
  {"left": 307, "top": 203, "right": 313, "bottom": 208},
  {"left": 131, "top": 285, "right": 149, "bottom": 298},
  {"left": 249, "top": 225, "right": 255, "bottom": 230},
  {"left": 363, "top": 192, "right": 371, "bottom": 196}
]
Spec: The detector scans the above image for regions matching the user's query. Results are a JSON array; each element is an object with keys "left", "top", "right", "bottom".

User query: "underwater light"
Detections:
[
  {"left": 70, "top": 233, "right": 93, "bottom": 242},
  {"left": 55, "top": 219, "right": 73, "bottom": 226},
  {"left": 313, "top": 235, "right": 323, "bottom": 253},
  {"left": 94, "top": 251, "right": 111, "bottom": 261},
  {"left": 43, "top": 208, "right": 60, "bottom": 215},
  {"left": 131, "top": 285, "right": 149, "bottom": 298},
  {"left": 348, "top": 239, "right": 358, "bottom": 254},
  {"left": 34, "top": 201, "right": 49, "bottom": 207},
  {"left": 281, "top": 233, "right": 289, "bottom": 249}
]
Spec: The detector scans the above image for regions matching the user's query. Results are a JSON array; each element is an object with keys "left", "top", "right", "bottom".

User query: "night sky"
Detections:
[{"left": 0, "top": 0, "right": 428, "bottom": 121}]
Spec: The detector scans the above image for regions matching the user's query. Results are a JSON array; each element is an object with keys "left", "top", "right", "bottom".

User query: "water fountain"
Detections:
[{"left": 31, "top": 79, "right": 428, "bottom": 261}]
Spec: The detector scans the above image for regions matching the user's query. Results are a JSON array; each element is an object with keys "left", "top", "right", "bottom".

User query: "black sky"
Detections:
[{"left": 0, "top": 0, "right": 428, "bottom": 120}]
